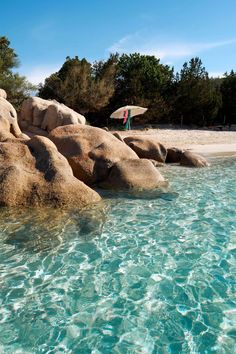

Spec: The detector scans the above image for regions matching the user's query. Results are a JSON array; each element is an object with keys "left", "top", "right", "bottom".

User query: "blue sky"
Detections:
[{"left": 2, "top": 0, "right": 236, "bottom": 84}]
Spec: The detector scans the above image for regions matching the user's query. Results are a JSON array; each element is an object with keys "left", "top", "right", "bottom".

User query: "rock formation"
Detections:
[
  {"left": 180, "top": 151, "right": 210, "bottom": 167},
  {"left": 0, "top": 88, "right": 7, "bottom": 99},
  {"left": 0, "top": 135, "right": 101, "bottom": 207},
  {"left": 166, "top": 147, "right": 184, "bottom": 163},
  {"left": 124, "top": 135, "right": 167, "bottom": 163},
  {"left": 0, "top": 96, "right": 29, "bottom": 140},
  {"left": 112, "top": 132, "right": 124, "bottom": 142},
  {"left": 100, "top": 159, "right": 167, "bottom": 190},
  {"left": 149, "top": 159, "right": 165, "bottom": 167},
  {"left": 0, "top": 89, "right": 210, "bottom": 207},
  {"left": 49, "top": 125, "right": 139, "bottom": 185},
  {"left": 19, "top": 97, "right": 86, "bottom": 134}
]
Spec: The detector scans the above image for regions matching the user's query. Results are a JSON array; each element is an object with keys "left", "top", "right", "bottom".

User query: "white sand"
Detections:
[
  {"left": 113, "top": 129, "right": 236, "bottom": 157},
  {"left": 187, "top": 143, "right": 236, "bottom": 157}
]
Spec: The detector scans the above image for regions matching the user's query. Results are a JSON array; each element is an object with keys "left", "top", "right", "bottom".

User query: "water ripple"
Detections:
[{"left": 0, "top": 157, "right": 235, "bottom": 353}]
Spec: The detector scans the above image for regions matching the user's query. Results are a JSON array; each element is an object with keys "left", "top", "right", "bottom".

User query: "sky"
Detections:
[{"left": 2, "top": 0, "right": 236, "bottom": 84}]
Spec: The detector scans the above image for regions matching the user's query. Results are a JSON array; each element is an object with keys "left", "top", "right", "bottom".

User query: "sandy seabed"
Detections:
[{"left": 113, "top": 128, "right": 236, "bottom": 157}]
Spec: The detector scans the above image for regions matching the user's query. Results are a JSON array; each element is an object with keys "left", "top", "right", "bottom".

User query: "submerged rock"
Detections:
[
  {"left": 3, "top": 204, "right": 106, "bottom": 251},
  {"left": 124, "top": 135, "right": 167, "bottom": 162},
  {"left": 180, "top": 151, "right": 210, "bottom": 167},
  {"left": 0, "top": 136, "right": 101, "bottom": 207},
  {"left": 19, "top": 97, "right": 86, "bottom": 134},
  {"left": 100, "top": 159, "right": 167, "bottom": 190},
  {"left": 49, "top": 124, "right": 138, "bottom": 185}
]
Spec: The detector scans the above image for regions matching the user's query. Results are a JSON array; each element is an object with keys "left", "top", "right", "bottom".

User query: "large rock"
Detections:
[
  {"left": 149, "top": 159, "right": 165, "bottom": 167},
  {"left": 22, "top": 125, "right": 48, "bottom": 137},
  {"left": 41, "top": 103, "right": 86, "bottom": 131},
  {"left": 180, "top": 151, "right": 210, "bottom": 167},
  {"left": 0, "top": 97, "right": 29, "bottom": 140},
  {"left": 100, "top": 159, "right": 167, "bottom": 190},
  {"left": 166, "top": 147, "right": 184, "bottom": 163},
  {"left": 20, "top": 97, "right": 86, "bottom": 134},
  {"left": 49, "top": 125, "right": 139, "bottom": 185},
  {"left": 124, "top": 135, "right": 167, "bottom": 163},
  {"left": 0, "top": 88, "right": 7, "bottom": 99},
  {"left": 0, "top": 136, "right": 101, "bottom": 207},
  {"left": 20, "top": 97, "right": 50, "bottom": 124},
  {"left": 112, "top": 132, "right": 124, "bottom": 142}
]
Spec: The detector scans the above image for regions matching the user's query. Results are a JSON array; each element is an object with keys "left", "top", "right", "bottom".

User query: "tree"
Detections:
[
  {"left": 0, "top": 36, "right": 19, "bottom": 72},
  {"left": 112, "top": 53, "right": 174, "bottom": 123},
  {"left": 38, "top": 54, "right": 117, "bottom": 115},
  {"left": 174, "top": 58, "right": 222, "bottom": 126},
  {"left": 0, "top": 36, "right": 35, "bottom": 110},
  {"left": 221, "top": 70, "right": 236, "bottom": 125}
]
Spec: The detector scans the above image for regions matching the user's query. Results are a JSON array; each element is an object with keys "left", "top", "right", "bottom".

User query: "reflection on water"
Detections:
[
  {"left": 99, "top": 187, "right": 179, "bottom": 201},
  {"left": 0, "top": 157, "right": 235, "bottom": 353}
]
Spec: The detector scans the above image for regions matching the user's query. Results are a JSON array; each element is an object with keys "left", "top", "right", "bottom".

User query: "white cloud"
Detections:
[
  {"left": 108, "top": 33, "right": 236, "bottom": 60},
  {"left": 20, "top": 64, "right": 61, "bottom": 85}
]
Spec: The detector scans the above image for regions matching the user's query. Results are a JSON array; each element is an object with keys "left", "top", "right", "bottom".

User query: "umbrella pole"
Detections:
[
  {"left": 125, "top": 110, "right": 132, "bottom": 130},
  {"left": 125, "top": 118, "right": 129, "bottom": 130},
  {"left": 129, "top": 109, "right": 132, "bottom": 130}
]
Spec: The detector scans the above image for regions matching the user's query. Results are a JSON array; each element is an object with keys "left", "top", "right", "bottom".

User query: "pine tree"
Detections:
[
  {"left": 174, "top": 58, "right": 222, "bottom": 126},
  {"left": 0, "top": 36, "right": 35, "bottom": 110}
]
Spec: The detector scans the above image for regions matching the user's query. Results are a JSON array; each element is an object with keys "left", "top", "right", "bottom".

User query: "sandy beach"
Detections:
[{"left": 113, "top": 129, "right": 236, "bottom": 157}]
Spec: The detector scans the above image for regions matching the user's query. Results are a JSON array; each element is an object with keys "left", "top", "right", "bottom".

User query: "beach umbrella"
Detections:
[{"left": 110, "top": 105, "right": 148, "bottom": 130}]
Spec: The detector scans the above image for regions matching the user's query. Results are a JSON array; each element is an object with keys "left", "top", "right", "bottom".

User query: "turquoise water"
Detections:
[{"left": 0, "top": 157, "right": 236, "bottom": 353}]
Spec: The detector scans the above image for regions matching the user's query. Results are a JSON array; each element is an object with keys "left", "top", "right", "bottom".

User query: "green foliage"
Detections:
[
  {"left": 0, "top": 36, "right": 19, "bottom": 72},
  {"left": 38, "top": 52, "right": 236, "bottom": 128},
  {"left": 2, "top": 36, "right": 236, "bottom": 127},
  {"left": 221, "top": 70, "right": 236, "bottom": 124},
  {"left": 113, "top": 53, "right": 174, "bottom": 123},
  {"left": 0, "top": 36, "right": 35, "bottom": 110},
  {"left": 174, "top": 58, "right": 222, "bottom": 126},
  {"left": 38, "top": 54, "right": 118, "bottom": 114}
]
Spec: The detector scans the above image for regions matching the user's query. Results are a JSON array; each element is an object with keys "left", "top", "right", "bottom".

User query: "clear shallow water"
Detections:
[{"left": 0, "top": 158, "right": 236, "bottom": 353}]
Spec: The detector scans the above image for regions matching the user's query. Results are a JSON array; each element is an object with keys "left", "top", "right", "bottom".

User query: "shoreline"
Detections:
[
  {"left": 112, "top": 128, "right": 236, "bottom": 157},
  {"left": 187, "top": 143, "right": 236, "bottom": 157}
]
